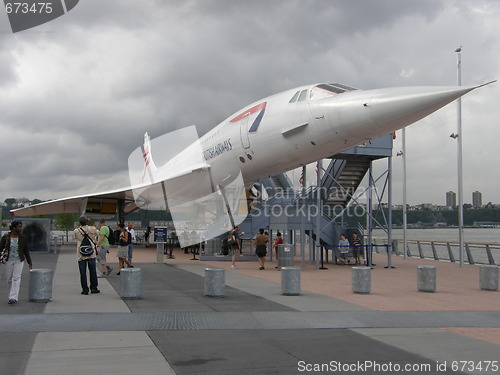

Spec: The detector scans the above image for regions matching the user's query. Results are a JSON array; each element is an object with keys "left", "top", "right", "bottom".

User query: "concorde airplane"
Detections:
[{"left": 11, "top": 81, "right": 494, "bottom": 228}]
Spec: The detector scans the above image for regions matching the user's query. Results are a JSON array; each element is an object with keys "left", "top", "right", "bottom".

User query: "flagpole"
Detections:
[
  {"left": 402, "top": 127, "right": 407, "bottom": 260},
  {"left": 315, "top": 160, "right": 322, "bottom": 270},
  {"left": 455, "top": 46, "right": 464, "bottom": 267}
]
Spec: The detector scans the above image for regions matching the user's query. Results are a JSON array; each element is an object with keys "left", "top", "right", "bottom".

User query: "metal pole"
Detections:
[
  {"left": 269, "top": 229, "right": 273, "bottom": 262},
  {"left": 387, "top": 156, "right": 393, "bottom": 268},
  {"left": 455, "top": 46, "right": 464, "bottom": 267},
  {"left": 301, "top": 165, "right": 306, "bottom": 267},
  {"left": 402, "top": 127, "right": 407, "bottom": 260},
  {"left": 315, "top": 159, "right": 322, "bottom": 270},
  {"left": 367, "top": 161, "right": 373, "bottom": 267}
]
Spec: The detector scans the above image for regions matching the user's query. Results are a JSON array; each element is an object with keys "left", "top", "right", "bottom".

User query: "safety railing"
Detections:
[{"left": 372, "top": 238, "right": 499, "bottom": 265}]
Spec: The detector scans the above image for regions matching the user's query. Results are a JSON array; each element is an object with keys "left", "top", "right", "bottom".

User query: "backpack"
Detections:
[
  {"left": 0, "top": 234, "right": 8, "bottom": 263},
  {"left": 106, "top": 226, "right": 115, "bottom": 245},
  {"left": 221, "top": 238, "right": 229, "bottom": 255},
  {"left": 79, "top": 228, "right": 95, "bottom": 256}
]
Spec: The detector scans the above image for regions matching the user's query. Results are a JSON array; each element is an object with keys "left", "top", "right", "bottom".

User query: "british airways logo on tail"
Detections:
[{"left": 230, "top": 102, "right": 267, "bottom": 133}]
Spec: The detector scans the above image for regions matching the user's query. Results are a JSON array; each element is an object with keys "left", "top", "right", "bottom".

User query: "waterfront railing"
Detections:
[{"left": 372, "top": 238, "right": 498, "bottom": 265}]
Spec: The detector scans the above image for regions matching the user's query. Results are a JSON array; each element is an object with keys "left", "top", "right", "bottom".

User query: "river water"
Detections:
[{"left": 372, "top": 227, "right": 500, "bottom": 245}]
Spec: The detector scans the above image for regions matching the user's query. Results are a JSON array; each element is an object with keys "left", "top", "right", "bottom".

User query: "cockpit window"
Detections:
[
  {"left": 290, "top": 83, "right": 355, "bottom": 103},
  {"left": 289, "top": 89, "right": 308, "bottom": 103},
  {"left": 289, "top": 91, "right": 300, "bottom": 103},
  {"left": 310, "top": 83, "right": 357, "bottom": 100}
]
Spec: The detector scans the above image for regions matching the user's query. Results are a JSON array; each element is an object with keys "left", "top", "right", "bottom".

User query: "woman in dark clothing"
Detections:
[
  {"left": 0, "top": 221, "right": 33, "bottom": 304},
  {"left": 116, "top": 224, "right": 133, "bottom": 275},
  {"left": 253, "top": 228, "right": 268, "bottom": 270}
]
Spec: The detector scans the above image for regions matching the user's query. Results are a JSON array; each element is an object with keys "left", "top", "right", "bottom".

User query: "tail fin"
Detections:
[{"left": 141, "top": 132, "right": 159, "bottom": 183}]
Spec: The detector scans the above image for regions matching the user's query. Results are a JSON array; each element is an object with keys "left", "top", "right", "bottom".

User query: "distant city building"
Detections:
[
  {"left": 472, "top": 191, "right": 482, "bottom": 208},
  {"left": 446, "top": 191, "right": 456, "bottom": 208}
]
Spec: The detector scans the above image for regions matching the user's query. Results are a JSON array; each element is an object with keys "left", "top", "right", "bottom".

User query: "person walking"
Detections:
[
  {"left": 144, "top": 226, "right": 151, "bottom": 247},
  {"left": 228, "top": 230, "right": 239, "bottom": 269},
  {"left": 74, "top": 216, "right": 100, "bottom": 295},
  {"left": 96, "top": 218, "right": 113, "bottom": 277},
  {"left": 126, "top": 222, "right": 135, "bottom": 265},
  {"left": 0, "top": 221, "right": 33, "bottom": 305},
  {"left": 116, "top": 224, "right": 134, "bottom": 275},
  {"left": 252, "top": 228, "right": 268, "bottom": 270},
  {"left": 232, "top": 225, "right": 244, "bottom": 254}
]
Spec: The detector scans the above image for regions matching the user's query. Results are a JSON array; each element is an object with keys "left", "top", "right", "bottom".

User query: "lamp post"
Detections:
[
  {"left": 396, "top": 128, "right": 407, "bottom": 260},
  {"left": 455, "top": 46, "right": 464, "bottom": 267}
]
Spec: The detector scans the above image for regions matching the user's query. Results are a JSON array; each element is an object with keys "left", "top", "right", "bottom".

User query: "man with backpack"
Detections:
[
  {"left": 74, "top": 216, "right": 100, "bottom": 295},
  {"left": 96, "top": 218, "right": 113, "bottom": 277}
]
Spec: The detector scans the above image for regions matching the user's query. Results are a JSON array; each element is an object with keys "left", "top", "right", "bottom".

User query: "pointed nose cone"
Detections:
[{"left": 368, "top": 86, "right": 476, "bottom": 131}]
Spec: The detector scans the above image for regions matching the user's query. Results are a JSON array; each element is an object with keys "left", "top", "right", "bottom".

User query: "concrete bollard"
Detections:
[
  {"left": 417, "top": 265, "right": 436, "bottom": 292},
  {"left": 278, "top": 244, "right": 294, "bottom": 270},
  {"left": 120, "top": 268, "right": 142, "bottom": 299},
  {"left": 352, "top": 267, "right": 371, "bottom": 294},
  {"left": 281, "top": 267, "right": 300, "bottom": 295},
  {"left": 29, "top": 269, "right": 53, "bottom": 302},
  {"left": 479, "top": 265, "right": 499, "bottom": 291},
  {"left": 205, "top": 268, "right": 225, "bottom": 297}
]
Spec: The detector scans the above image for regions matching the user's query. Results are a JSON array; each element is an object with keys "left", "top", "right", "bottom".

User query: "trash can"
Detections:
[
  {"left": 205, "top": 268, "right": 225, "bottom": 297},
  {"left": 281, "top": 267, "right": 300, "bottom": 295},
  {"left": 29, "top": 269, "right": 53, "bottom": 302},
  {"left": 278, "top": 244, "right": 294, "bottom": 270},
  {"left": 417, "top": 265, "right": 436, "bottom": 292},
  {"left": 479, "top": 265, "right": 499, "bottom": 291},
  {"left": 120, "top": 268, "right": 142, "bottom": 299},
  {"left": 352, "top": 267, "right": 371, "bottom": 294}
]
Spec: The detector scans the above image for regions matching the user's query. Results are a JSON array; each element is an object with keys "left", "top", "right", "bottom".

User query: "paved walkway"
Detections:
[{"left": 0, "top": 245, "right": 499, "bottom": 374}]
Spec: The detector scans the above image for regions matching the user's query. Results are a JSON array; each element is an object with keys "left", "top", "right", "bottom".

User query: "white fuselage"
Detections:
[{"left": 161, "top": 82, "right": 475, "bottom": 194}]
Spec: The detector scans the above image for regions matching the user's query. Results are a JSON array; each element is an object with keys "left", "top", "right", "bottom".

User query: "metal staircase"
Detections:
[{"left": 323, "top": 158, "right": 370, "bottom": 207}]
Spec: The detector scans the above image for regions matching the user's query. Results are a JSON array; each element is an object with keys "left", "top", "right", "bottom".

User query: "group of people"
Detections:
[
  {"left": 74, "top": 217, "right": 136, "bottom": 295},
  {"left": 181, "top": 228, "right": 201, "bottom": 254},
  {"left": 223, "top": 228, "right": 364, "bottom": 270},
  {"left": 0, "top": 216, "right": 138, "bottom": 303},
  {"left": 336, "top": 232, "right": 363, "bottom": 265},
  {"left": 224, "top": 226, "right": 284, "bottom": 271},
  {"left": 1, "top": 219, "right": 365, "bottom": 303}
]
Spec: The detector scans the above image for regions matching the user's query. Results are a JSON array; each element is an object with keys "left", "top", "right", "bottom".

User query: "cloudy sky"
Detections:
[{"left": 0, "top": 0, "right": 499, "bottom": 206}]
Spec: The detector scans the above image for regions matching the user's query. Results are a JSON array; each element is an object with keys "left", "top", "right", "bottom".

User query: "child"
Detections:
[{"left": 338, "top": 233, "right": 350, "bottom": 265}]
